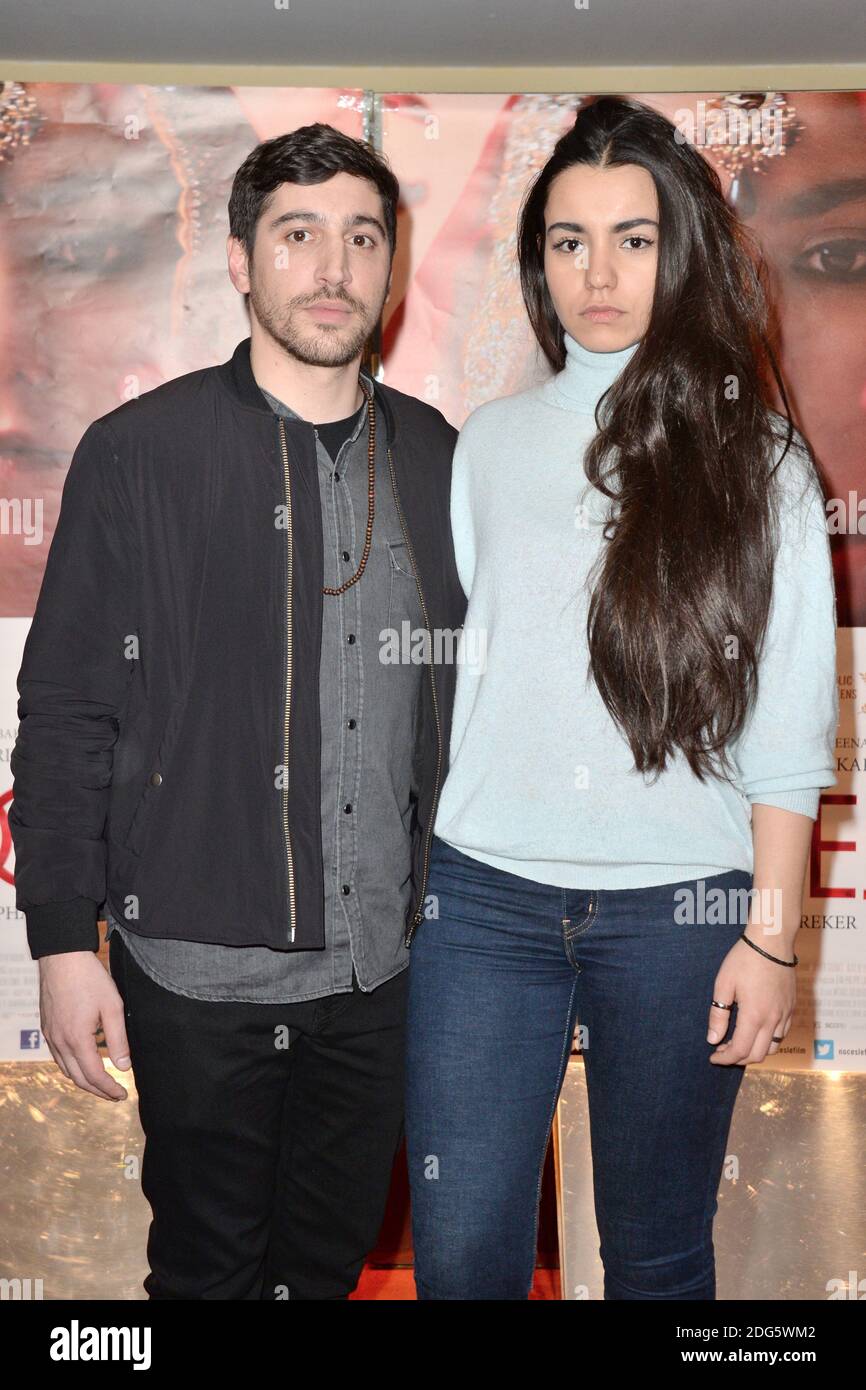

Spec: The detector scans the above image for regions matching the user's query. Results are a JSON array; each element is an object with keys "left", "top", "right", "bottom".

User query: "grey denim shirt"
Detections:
[{"left": 106, "top": 371, "right": 424, "bottom": 1001}]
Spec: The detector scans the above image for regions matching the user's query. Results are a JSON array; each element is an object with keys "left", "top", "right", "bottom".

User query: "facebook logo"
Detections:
[
  {"left": 814, "top": 1039, "right": 835, "bottom": 1061},
  {"left": 19, "top": 1029, "right": 41, "bottom": 1051}
]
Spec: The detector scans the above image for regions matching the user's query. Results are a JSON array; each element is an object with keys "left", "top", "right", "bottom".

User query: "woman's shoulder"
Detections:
[
  {"left": 766, "top": 412, "right": 823, "bottom": 508},
  {"left": 456, "top": 382, "right": 550, "bottom": 442},
  {"left": 764, "top": 413, "right": 830, "bottom": 558}
]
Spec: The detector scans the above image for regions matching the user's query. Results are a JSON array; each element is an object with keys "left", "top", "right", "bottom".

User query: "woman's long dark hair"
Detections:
[{"left": 518, "top": 94, "right": 806, "bottom": 784}]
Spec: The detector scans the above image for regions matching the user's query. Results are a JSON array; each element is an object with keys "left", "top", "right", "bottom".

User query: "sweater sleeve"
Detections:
[{"left": 729, "top": 432, "right": 839, "bottom": 821}]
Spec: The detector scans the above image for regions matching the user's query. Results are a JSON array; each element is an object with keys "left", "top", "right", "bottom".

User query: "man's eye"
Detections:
[
  {"left": 351, "top": 234, "right": 375, "bottom": 248},
  {"left": 288, "top": 229, "right": 311, "bottom": 243}
]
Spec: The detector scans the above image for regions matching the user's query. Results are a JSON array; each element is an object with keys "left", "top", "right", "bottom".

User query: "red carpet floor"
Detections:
[{"left": 350, "top": 1267, "right": 561, "bottom": 1299}]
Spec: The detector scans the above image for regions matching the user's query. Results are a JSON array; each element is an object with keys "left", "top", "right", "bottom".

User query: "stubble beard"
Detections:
[{"left": 248, "top": 272, "right": 381, "bottom": 369}]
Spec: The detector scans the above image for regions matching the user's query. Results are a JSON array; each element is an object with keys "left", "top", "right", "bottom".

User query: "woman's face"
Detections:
[{"left": 542, "top": 160, "right": 659, "bottom": 352}]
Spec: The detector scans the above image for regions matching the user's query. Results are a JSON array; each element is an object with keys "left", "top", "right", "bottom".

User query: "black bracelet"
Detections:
[{"left": 739, "top": 932, "right": 798, "bottom": 967}]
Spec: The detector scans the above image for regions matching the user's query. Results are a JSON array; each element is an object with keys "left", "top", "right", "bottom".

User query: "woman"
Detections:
[{"left": 404, "top": 96, "right": 839, "bottom": 1301}]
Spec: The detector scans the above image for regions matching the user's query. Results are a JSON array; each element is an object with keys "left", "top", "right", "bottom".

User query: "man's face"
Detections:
[{"left": 227, "top": 172, "right": 393, "bottom": 367}]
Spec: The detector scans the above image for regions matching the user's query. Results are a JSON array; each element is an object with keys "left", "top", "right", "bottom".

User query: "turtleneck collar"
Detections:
[{"left": 543, "top": 329, "right": 640, "bottom": 415}]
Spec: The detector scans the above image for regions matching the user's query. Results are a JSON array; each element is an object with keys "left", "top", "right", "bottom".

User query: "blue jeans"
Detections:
[{"left": 405, "top": 834, "right": 752, "bottom": 1300}]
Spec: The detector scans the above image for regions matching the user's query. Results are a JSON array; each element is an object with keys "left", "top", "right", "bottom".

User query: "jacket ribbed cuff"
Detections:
[{"left": 24, "top": 899, "right": 101, "bottom": 959}]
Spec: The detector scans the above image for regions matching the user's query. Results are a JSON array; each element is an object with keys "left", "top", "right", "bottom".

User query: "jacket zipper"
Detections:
[
  {"left": 386, "top": 445, "right": 443, "bottom": 948},
  {"left": 278, "top": 418, "right": 298, "bottom": 943}
]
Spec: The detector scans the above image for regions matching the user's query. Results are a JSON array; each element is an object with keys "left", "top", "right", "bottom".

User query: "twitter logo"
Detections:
[{"left": 814, "top": 1039, "right": 835, "bottom": 1061}]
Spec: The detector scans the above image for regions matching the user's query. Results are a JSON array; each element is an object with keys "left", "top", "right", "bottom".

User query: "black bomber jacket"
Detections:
[{"left": 10, "top": 337, "right": 466, "bottom": 959}]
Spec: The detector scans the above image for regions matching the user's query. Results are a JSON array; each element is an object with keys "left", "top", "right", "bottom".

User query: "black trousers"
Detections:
[{"left": 109, "top": 931, "right": 408, "bottom": 1300}]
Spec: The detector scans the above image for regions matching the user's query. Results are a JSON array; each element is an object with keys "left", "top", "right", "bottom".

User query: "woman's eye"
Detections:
[
  {"left": 791, "top": 238, "right": 866, "bottom": 283},
  {"left": 552, "top": 236, "right": 654, "bottom": 254}
]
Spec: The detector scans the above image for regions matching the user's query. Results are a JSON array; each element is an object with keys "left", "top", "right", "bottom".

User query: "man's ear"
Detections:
[{"left": 227, "top": 234, "right": 251, "bottom": 294}]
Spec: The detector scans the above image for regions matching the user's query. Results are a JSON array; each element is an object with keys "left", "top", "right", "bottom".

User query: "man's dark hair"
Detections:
[{"left": 228, "top": 122, "right": 399, "bottom": 262}]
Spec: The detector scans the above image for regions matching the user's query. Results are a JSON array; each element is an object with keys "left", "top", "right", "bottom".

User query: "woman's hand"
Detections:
[
  {"left": 706, "top": 802, "right": 812, "bottom": 1065},
  {"left": 706, "top": 935, "right": 797, "bottom": 1065}
]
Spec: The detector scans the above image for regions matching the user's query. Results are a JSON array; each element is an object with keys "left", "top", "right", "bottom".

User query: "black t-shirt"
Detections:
[{"left": 314, "top": 402, "right": 365, "bottom": 464}]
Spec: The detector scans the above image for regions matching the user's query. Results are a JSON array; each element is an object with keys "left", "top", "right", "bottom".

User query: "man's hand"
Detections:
[{"left": 38, "top": 952, "right": 132, "bottom": 1101}]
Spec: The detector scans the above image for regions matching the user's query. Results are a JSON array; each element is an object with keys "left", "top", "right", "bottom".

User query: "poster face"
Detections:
[{"left": 0, "top": 83, "right": 863, "bottom": 1065}]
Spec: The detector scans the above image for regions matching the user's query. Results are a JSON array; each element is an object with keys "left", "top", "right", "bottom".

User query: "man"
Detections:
[{"left": 9, "top": 123, "right": 466, "bottom": 1299}]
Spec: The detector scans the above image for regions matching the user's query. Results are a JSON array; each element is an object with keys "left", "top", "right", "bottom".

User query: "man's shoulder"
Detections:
[
  {"left": 92, "top": 359, "right": 221, "bottom": 444},
  {"left": 375, "top": 380, "right": 458, "bottom": 450}
]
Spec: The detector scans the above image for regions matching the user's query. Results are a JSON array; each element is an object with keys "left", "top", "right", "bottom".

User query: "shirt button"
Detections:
[
  {"left": 334, "top": 471, "right": 341, "bottom": 481},
  {"left": 341, "top": 884, "right": 351, "bottom": 895},
  {"left": 342, "top": 550, "right": 350, "bottom": 561},
  {"left": 343, "top": 803, "right": 352, "bottom": 814},
  {"left": 149, "top": 771, "right": 162, "bottom": 786},
  {"left": 347, "top": 633, "right": 356, "bottom": 644},
  {"left": 347, "top": 718, "right": 357, "bottom": 729}
]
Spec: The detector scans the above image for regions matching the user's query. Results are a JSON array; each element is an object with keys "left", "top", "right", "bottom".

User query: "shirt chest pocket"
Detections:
[{"left": 386, "top": 539, "right": 421, "bottom": 631}]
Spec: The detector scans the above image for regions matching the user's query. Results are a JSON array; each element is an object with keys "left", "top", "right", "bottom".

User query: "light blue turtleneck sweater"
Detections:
[{"left": 432, "top": 332, "right": 839, "bottom": 888}]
